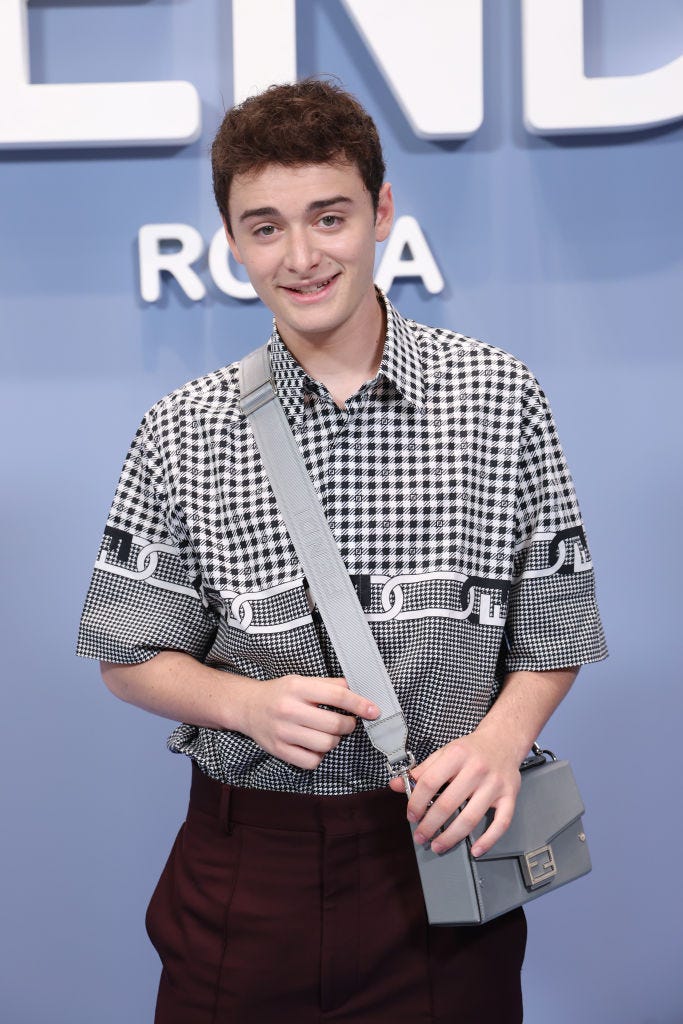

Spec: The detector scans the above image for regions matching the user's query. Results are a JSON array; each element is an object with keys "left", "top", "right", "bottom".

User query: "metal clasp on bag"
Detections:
[
  {"left": 387, "top": 751, "right": 417, "bottom": 799},
  {"left": 530, "top": 741, "right": 558, "bottom": 762},
  {"left": 521, "top": 844, "right": 557, "bottom": 890}
]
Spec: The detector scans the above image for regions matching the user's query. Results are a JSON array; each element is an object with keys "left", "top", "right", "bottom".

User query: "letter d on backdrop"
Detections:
[{"left": 522, "top": 0, "right": 683, "bottom": 134}]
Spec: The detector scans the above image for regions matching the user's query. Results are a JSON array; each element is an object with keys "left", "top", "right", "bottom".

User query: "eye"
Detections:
[
  {"left": 255, "top": 224, "right": 276, "bottom": 237},
  {"left": 319, "top": 214, "right": 341, "bottom": 228}
]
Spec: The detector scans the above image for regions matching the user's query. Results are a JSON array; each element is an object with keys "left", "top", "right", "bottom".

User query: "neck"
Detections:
[{"left": 277, "top": 289, "right": 386, "bottom": 407}]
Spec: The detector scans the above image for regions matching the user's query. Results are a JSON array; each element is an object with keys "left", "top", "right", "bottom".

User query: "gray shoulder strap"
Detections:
[{"left": 239, "top": 344, "right": 411, "bottom": 772}]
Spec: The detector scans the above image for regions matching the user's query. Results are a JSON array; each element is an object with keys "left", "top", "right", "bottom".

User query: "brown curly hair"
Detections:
[{"left": 212, "top": 79, "right": 386, "bottom": 235}]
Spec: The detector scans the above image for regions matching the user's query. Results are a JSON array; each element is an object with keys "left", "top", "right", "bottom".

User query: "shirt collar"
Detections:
[
  {"left": 376, "top": 289, "right": 426, "bottom": 410},
  {"left": 267, "top": 290, "right": 426, "bottom": 423}
]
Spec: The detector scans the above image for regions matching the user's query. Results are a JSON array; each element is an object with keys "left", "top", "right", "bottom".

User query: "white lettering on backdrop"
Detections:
[
  {"left": 0, "top": 0, "right": 200, "bottom": 147},
  {"left": 1, "top": 0, "right": 681, "bottom": 148},
  {"left": 232, "top": 0, "right": 483, "bottom": 139},
  {"left": 138, "top": 219, "right": 444, "bottom": 302},
  {"left": 522, "top": 0, "right": 683, "bottom": 134}
]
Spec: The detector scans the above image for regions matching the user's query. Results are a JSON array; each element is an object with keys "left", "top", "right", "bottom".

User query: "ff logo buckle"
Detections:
[{"left": 521, "top": 844, "right": 557, "bottom": 890}]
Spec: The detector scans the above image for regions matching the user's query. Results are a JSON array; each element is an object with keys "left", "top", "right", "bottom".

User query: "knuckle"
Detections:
[
  {"left": 280, "top": 697, "right": 296, "bottom": 718},
  {"left": 494, "top": 811, "right": 513, "bottom": 832},
  {"left": 457, "top": 809, "right": 480, "bottom": 832},
  {"left": 296, "top": 750, "right": 321, "bottom": 770},
  {"left": 420, "top": 768, "right": 441, "bottom": 791}
]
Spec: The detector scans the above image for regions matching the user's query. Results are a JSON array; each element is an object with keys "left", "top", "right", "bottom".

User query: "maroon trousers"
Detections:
[{"left": 146, "top": 764, "right": 526, "bottom": 1023}]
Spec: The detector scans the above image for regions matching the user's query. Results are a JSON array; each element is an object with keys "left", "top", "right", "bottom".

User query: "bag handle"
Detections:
[{"left": 239, "top": 344, "right": 413, "bottom": 777}]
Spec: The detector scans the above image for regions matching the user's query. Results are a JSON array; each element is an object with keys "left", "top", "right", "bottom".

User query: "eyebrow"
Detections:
[{"left": 239, "top": 195, "right": 353, "bottom": 223}]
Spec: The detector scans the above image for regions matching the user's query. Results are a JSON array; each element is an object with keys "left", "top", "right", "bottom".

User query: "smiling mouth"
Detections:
[{"left": 284, "top": 275, "right": 338, "bottom": 294}]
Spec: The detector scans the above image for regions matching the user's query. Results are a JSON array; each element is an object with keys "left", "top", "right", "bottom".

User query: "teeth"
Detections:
[{"left": 293, "top": 279, "right": 330, "bottom": 294}]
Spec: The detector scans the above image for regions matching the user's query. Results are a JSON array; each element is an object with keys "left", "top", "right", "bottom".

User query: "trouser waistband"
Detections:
[{"left": 189, "top": 761, "right": 408, "bottom": 836}]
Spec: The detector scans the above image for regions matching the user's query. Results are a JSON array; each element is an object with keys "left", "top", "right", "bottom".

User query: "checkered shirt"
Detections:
[{"left": 77, "top": 293, "right": 607, "bottom": 794}]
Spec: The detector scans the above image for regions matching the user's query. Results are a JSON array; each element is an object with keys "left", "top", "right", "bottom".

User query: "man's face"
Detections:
[{"left": 225, "top": 161, "right": 393, "bottom": 351}]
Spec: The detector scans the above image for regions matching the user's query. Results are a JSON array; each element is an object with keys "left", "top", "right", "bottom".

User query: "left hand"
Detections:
[{"left": 388, "top": 731, "right": 522, "bottom": 857}]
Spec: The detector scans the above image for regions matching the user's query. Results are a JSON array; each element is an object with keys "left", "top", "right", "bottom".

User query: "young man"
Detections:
[{"left": 78, "top": 80, "right": 606, "bottom": 1023}]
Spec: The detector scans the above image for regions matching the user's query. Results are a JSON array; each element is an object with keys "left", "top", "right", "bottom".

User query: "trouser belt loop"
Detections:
[{"left": 219, "top": 783, "right": 233, "bottom": 835}]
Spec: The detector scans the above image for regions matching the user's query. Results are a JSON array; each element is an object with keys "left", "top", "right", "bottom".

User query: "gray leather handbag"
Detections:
[
  {"left": 413, "top": 747, "right": 591, "bottom": 923},
  {"left": 239, "top": 345, "right": 592, "bottom": 926}
]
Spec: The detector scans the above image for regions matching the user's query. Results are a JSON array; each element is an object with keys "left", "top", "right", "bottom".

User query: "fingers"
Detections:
[
  {"left": 252, "top": 675, "right": 381, "bottom": 769},
  {"left": 413, "top": 788, "right": 513, "bottom": 856},
  {"left": 279, "top": 745, "right": 328, "bottom": 772},
  {"left": 279, "top": 676, "right": 379, "bottom": 733},
  {"left": 407, "top": 750, "right": 467, "bottom": 824},
  {"left": 410, "top": 774, "right": 474, "bottom": 848},
  {"left": 469, "top": 802, "right": 515, "bottom": 858},
  {"left": 296, "top": 703, "right": 359, "bottom": 737},
  {"left": 404, "top": 740, "right": 520, "bottom": 855},
  {"left": 318, "top": 677, "right": 380, "bottom": 720},
  {"left": 420, "top": 791, "right": 493, "bottom": 854},
  {"left": 386, "top": 746, "right": 444, "bottom": 794},
  {"left": 387, "top": 776, "right": 407, "bottom": 793},
  {"left": 261, "top": 718, "right": 345, "bottom": 770},
  {"left": 283, "top": 725, "right": 346, "bottom": 757}
]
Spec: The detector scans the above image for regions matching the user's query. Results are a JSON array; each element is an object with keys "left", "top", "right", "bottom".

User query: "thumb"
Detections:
[{"left": 387, "top": 776, "right": 407, "bottom": 793}]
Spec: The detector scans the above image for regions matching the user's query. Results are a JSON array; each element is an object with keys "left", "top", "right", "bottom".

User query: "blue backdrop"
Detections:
[{"left": 1, "top": 2, "right": 682, "bottom": 1021}]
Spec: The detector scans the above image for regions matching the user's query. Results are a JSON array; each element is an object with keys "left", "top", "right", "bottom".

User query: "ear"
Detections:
[
  {"left": 374, "top": 182, "right": 394, "bottom": 244},
  {"left": 222, "top": 215, "right": 244, "bottom": 265}
]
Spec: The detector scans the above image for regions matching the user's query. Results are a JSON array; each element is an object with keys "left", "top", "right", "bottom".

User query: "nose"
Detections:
[{"left": 285, "top": 227, "right": 321, "bottom": 276}]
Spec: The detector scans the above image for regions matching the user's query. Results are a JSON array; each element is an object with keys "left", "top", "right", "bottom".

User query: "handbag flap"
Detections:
[{"left": 469, "top": 759, "right": 586, "bottom": 859}]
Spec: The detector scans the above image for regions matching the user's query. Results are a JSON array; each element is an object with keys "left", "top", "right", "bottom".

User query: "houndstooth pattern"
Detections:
[{"left": 77, "top": 293, "right": 606, "bottom": 794}]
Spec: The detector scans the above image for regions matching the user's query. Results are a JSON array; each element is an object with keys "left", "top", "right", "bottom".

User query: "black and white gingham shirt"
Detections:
[{"left": 77, "top": 293, "right": 606, "bottom": 794}]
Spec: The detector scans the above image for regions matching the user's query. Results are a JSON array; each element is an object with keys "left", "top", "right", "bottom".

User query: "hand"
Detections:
[
  {"left": 242, "top": 674, "right": 380, "bottom": 771},
  {"left": 388, "top": 731, "right": 521, "bottom": 856}
]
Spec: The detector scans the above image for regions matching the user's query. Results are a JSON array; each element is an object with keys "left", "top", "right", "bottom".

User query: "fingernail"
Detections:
[
  {"left": 414, "top": 832, "right": 425, "bottom": 845},
  {"left": 366, "top": 704, "right": 379, "bottom": 717},
  {"left": 470, "top": 845, "right": 482, "bottom": 858},
  {"left": 407, "top": 811, "right": 417, "bottom": 823},
  {"left": 431, "top": 842, "right": 443, "bottom": 854}
]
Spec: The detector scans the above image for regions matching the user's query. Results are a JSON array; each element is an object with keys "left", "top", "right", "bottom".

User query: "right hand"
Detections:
[{"left": 242, "top": 675, "right": 380, "bottom": 770}]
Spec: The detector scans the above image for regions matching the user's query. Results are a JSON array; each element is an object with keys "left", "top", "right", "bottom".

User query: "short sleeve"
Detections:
[
  {"left": 77, "top": 413, "right": 218, "bottom": 664},
  {"left": 503, "top": 378, "right": 607, "bottom": 672}
]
